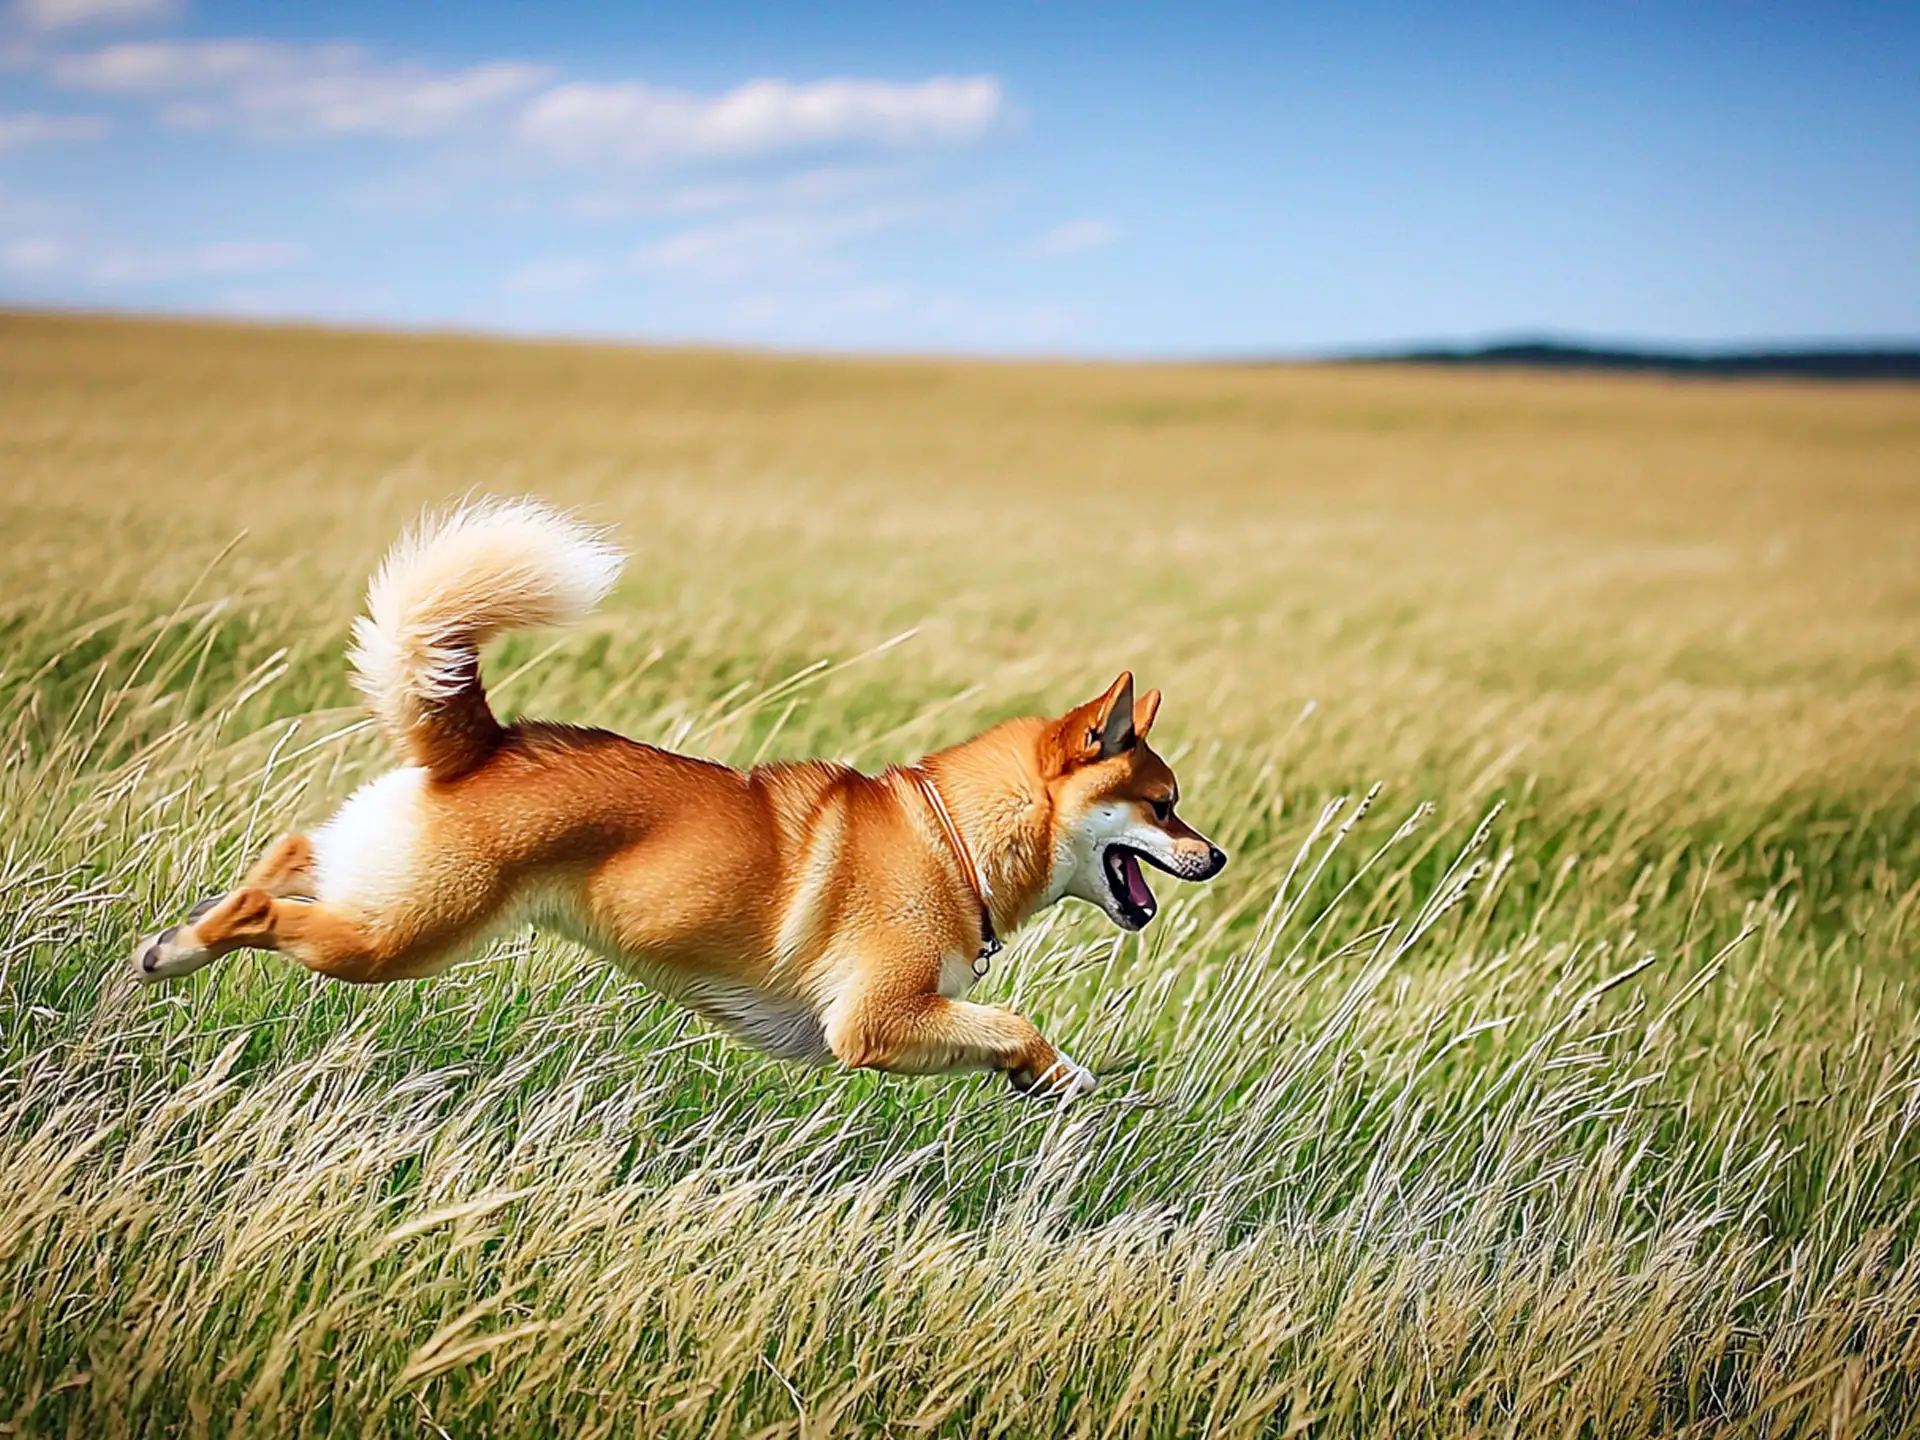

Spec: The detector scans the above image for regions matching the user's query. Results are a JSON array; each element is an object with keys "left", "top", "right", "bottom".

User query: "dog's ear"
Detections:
[
  {"left": 1133, "top": 687, "right": 1161, "bottom": 742},
  {"left": 1090, "top": 671, "right": 1136, "bottom": 759},
  {"left": 1047, "top": 671, "right": 1139, "bottom": 772}
]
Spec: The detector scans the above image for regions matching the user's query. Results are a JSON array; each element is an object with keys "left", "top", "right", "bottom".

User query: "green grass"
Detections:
[{"left": 1, "top": 311, "right": 1918, "bottom": 1437}]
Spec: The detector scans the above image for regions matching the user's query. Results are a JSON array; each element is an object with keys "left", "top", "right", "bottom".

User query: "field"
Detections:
[{"left": 2, "top": 311, "right": 1918, "bottom": 1438}]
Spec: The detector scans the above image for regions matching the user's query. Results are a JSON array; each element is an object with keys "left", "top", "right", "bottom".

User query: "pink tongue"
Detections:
[{"left": 1120, "top": 851, "right": 1155, "bottom": 910}]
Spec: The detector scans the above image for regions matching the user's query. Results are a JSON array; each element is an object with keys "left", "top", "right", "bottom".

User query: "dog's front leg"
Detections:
[{"left": 823, "top": 991, "right": 1098, "bottom": 1102}]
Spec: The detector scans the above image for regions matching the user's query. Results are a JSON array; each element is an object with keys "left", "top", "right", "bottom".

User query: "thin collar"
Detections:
[{"left": 909, "top": 767, "right": 1000, "bottom": 976}]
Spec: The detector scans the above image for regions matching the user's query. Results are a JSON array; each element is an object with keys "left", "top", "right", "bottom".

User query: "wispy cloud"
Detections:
[
  {"left": 499, "top": 182, "right": 993, "bottom": 299},
  {"left": 0, "top": 230, "right": 305, "bottom": 283},
  {"left": 167, "top": 238, "right": 305, "bottom": 275},
  {"left": 1027, "top": 218, "right": 1120, "bottom": 259},
  {"left": 0, "top": 109, "right": 109, "bottom": 147},
  {"left": 633, "top": 192, "right": 986, "bottom": 282},
  {"left": 518, "top": 76, "right": 1004, "bottom": 166},
  {"left": 10, "top": 0, "right": 175, "bottom": 33},
  {"left": 503, "top": 254, "right": 606, "bottom": 295},
  {"left": 45, "top": 39, "right": 1005, "bottom": 164},
  {"left": 562, "top": 164, "right": 908, "bottom": 223},
  {"left": 16, "top": 21, "right": 1030, "bottom": 345},
  {"left": 1, "top": 234, "right": 62, "bottom": 271},
  {"left": 0, "top": 175, "right": 73, "bottom": 227},
  {"left": 51, "top": 40, "right": 551, "bottom": 137}
]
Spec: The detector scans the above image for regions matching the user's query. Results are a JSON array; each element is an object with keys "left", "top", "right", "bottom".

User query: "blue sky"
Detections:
[{"left": 1, "top": 0, "right": 1915, "bottom": 355}]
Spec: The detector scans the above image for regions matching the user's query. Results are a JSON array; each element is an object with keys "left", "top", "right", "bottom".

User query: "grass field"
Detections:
[{"left": 2, "top": 310, "right": 1918, "bottom": 1438}]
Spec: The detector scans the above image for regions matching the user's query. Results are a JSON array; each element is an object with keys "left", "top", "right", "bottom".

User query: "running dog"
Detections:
[{"left": 133, "top": 500, "right": 1226, "bottom": 1100}]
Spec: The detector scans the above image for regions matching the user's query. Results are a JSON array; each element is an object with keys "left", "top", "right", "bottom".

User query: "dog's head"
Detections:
[{"left": 1043, "top": 671, "right": 1226, "bottom": 931}]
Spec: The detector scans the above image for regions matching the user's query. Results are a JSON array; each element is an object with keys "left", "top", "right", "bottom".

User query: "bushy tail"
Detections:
[{"left": 348, "top": 499, "right": 624, "bottom": 779}]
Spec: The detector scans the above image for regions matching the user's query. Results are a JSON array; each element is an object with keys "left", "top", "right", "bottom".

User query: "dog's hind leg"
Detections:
[
  {"left": 159, "top": 832, "right": 322, "bottom": 947},
  {"left": 132, "top": 886, "right": 456, "bottom": 986},
  {"left": 242, "top": 832, "right": 319, "bottom": 897},
  {"left": 141, "top": 831, "right": 328, "bottom": 978}
]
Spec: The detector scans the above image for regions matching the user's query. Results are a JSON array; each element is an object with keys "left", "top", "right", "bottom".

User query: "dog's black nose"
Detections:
[{"left": 1206, "top": 846, "right": 1227, "bottom": 877}]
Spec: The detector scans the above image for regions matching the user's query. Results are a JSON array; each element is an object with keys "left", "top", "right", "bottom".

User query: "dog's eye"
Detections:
[{"left": 1149, "top": 798, "right": 1173, "bottom": 823}]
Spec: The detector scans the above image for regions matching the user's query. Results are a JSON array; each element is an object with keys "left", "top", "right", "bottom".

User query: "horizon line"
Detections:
[{"left": 5, "top": 302, "right": 1919, "bottom": 375}]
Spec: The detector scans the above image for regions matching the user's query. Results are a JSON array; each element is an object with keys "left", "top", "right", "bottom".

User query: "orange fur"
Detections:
[{"left": 135, "top": 501, "right": 1225, "bottom": 1101}]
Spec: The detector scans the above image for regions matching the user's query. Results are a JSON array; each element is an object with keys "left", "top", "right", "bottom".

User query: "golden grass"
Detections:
[{"left": 1, "top": 310, "right": 1917, "bottom": 1437}]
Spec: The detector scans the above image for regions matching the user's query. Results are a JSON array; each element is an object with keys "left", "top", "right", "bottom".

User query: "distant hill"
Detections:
[{"left": 1346, "top": 340, "right": 1920, "bottom": 381}]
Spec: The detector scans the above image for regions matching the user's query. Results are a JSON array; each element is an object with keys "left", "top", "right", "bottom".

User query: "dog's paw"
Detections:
[
  {"left": 1010, "top": 1047, "right": 1100, "bottom": 1104},
  {"left": 131, "top": 920, "right": 213, "bottom": 985},
  {"left": 1052, "top": 1052, "right": 1100, "bottom": 1103}
]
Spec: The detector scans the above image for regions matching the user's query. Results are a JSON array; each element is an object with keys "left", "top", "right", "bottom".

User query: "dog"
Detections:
[{"left": 132, "top": 500, "right": 1226, "bottom": 1100}]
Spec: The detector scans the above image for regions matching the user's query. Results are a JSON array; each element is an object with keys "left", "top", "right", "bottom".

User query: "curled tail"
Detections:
[{"left": 348, "top": 499, "right": 624, "bottom": 780}]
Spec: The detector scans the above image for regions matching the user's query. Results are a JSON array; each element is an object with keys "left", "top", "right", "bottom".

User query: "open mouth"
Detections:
[{"left": 1102, "top": 844, "right": 1165, "bottom": 930}]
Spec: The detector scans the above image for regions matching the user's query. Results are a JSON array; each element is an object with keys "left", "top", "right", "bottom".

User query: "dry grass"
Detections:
[{"left": 1, "top": 310, "right": 1918, "bottom": 1437}]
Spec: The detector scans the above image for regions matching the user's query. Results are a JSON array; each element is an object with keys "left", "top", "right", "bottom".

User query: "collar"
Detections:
[{"left": 909, "top": 768, "right": 1000, "bottom": 977}]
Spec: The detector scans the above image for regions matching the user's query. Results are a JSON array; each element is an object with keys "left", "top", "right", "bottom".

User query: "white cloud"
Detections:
[
  {"left": 502, "top": 180, "right": 995, "bottom": 299},
  {"left": 519, "top": 75, "right": 1004, "bottom": 165},
  {"left": 632, "top": 199, "right": 945, "bottom": 282},
  {"left": 503, "top": 255, "right": 606, "bottom": 295},
  {"left": 0, "top": 228, "right": 304, "bottom": 283},
  {"left": 40, "top": 35, "right": 1008, "bottom": 195},
  {"left": 561, "top": 164, "right": 908, "bottom": 225},
  {"left": 47, "top": 42, "right": 1003, "bottom": 161},
  {"left": 1028, "top": 218, "right": 1120, "bottom": 259},
  {"left": 51, "top": 39, "right": 551, "bottom": 137},
  {"left": 86, "top": 237, "right": 305, "bottom": 282},
  {"left": 0, "top": 176, "right": 72, "bottom": 227},
  {"left": 10, "top": 0, "right": 175, "bottom": 32},
  {"left": 52, "top": 38, "right": 306, "bottom": 89},
  {"left": 0, "top": 110, "right": 109, "bottom": 148},
  {"left": 21, "top": 34, "right": 1025, "bottom": 334},
  {"left": 182, "top": 238, "right": 305, "bottom": 272},
  {"left": 1, "top": 234, "right": 64, "bottom": 271}
]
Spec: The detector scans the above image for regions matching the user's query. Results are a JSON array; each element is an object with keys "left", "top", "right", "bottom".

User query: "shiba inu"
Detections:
[{"left": 132, "top": 500, "right": 1226, "bottom": 1100}]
